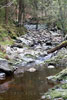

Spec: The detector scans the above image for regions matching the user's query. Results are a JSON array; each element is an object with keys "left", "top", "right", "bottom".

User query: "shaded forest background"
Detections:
[{"left": 0, "top": 0, "right": 67, "bottom": 36}]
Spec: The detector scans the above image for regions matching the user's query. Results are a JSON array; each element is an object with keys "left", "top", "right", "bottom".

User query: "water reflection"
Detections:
[
  {"left": 0, "top": 67, "right": 63, "bottom": 100},
  {"left": 0, "top": 77, "right": 14, "bottom": 93}
]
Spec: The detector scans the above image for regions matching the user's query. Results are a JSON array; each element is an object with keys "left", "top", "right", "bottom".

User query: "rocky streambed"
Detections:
[
  {"left": 0, "top": 27, "right": 66, "bottom": 76},
  {"left": 0, "top": 25, "right": 67, "bottom": 99}
]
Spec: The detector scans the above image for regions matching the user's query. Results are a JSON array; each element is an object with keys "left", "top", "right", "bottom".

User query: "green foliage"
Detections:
[{"left": 0, "top": 0, "right": 67, "bottom": 36}]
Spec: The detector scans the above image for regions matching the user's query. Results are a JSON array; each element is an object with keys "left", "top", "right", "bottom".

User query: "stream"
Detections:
[
  {"left": 0, "top": 24, "right": 65, "bottom": 100},
  {"left": 24, "top": 24, "right": 47, "bottom": 30},
  {"left": 0, "top": 67, "right": 63, "bottom": 100}
]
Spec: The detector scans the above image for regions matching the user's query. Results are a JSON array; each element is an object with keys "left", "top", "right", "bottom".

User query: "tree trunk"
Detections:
[
  {"left": 18, "top": 0, "right": 25, "bottom": 26},
  {"left": 5, "top": 0, "right": 9, "bottom": 25},
  {"left": 33, "top": 0, "right": 38, "bottom": 30},
  {"left": 22, "top": 0, "right": 25, "bottom": 24},
  {"left": 18, "top": 0, "right": 23, "bottom": 26},
  {"left": 15, "top": 4, "right": 18, "bottom": 21},
  {"left": 58, "top": 0, "right": 65, "bottom": 36},
  {"left": 47, "top": 41, "right": 67, "bottom": 54},
  {"left": 23, "top": 10, "right": 25, "bottom": 24}
]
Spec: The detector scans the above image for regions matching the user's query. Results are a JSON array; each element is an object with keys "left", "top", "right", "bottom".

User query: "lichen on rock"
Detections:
[{"left": 44, "top": 48, "right": 67, "bottom": 67}]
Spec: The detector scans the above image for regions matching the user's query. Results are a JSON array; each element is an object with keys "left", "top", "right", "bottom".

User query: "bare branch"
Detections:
[{"left": 0, "top": 1, "right": 14, "bottom": 9}]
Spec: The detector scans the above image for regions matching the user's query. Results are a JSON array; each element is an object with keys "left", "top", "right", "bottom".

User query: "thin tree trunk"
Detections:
[
  {"left": 41, "top": 7, "right": 43, "bottom": 22},
  {"left": 33, "top": 0, "right": 38, "bottom": 30},
  {"left": 22, "top": 0, "right": 25, "bottom": 24},
  {"left": 58, "top": 0, "right": 65, "bottom": 36},
  {"left": 18, "top": 0, "right": 23, "bottom": 26},
  {"left": 23, "top": 9, "right": 25, "bottom": 24},
  {"left": 5, "top": 0, "right": 9, "bottom": 25},
  {"left": 15, "top": 4, "right": 18, "bottom": 21},
  {"left": 18, "top": 0, "right": 25, "bottom": 26}
]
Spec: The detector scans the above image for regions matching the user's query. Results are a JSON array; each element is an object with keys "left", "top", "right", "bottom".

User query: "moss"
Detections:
[
  {"left": 62, "top": 84, "right": 67, "bottom": 89},
  {"left": 4, "top": 24, "right": 27, "bottom": 37},
  {"left": 49, "top": 90, "right": 63, "bottom": 98},
  {"left": 0, "top": 24, "right": 26, "bottom": 59},
  {"left": 45, "top": 89, "right": 67, "bottom": 99},
  {"left": 45, "top": 83, "right": 67, "bottom": 99},
  {"left": 44, "top": 68, "right": 67, "bottom": 99},
  {"left": 0, "top": 23, "right": 27, "bottom": 44},
  {"left": 44, "top": 48, "right": 67, "bottom": 68},
  {"left": 25, "top": 54, "right": 37, "bottom": 59},
  {"left": 0, "top": 51, "right": 6, "bottom": 58},
  {"left": 0, "top": 39, "right": 14, "bottom": 45},
  {"left": 0, "top": 23, "right": 27, "bottom": 39},
  {"left": 47, "top": 68, "right": 67, "bottom": 83}
]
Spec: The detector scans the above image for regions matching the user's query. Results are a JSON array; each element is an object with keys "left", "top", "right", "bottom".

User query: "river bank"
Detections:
[{"left": 42, "top": 68, "right": 67, "bottom": 100}]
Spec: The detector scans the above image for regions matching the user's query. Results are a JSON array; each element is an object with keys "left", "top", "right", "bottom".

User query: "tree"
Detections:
[
  {"left": 18, "top": 0, "right": 25, "bottom": 26},
  {"left": 58, "top": 0, "right": 66, "bottom": 36},
  {"left": 5, "top": 0, "right": 9, "bottom": 24}
]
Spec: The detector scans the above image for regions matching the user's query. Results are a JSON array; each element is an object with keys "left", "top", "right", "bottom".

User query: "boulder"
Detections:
[
  {"left": 0, "top": 58, "right": 16, "bottom": 75},
  {"left": 0, "top": 72, "right": 6, "bottom": 80},
  {"left": 45, "top": 48, "right": 67, "bottom": 67},
  {"left": 65, "top": 34, "right": 67, "bottom": 40}
]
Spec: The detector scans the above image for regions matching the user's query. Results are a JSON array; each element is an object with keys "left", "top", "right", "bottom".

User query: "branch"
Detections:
[
  {"left": 47, "top": 41, "right": 67, "bottom": 54},
  {"left": 0, "top": 1, "right": 14, "bottom": 9}
]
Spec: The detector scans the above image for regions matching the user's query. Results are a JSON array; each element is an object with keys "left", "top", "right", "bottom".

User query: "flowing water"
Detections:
[
  {"left": 0, "top": 67, "right": 63, "bottom": 100},
  {"left": 24, "top": 24, "right": 47, "bottom": 30}
]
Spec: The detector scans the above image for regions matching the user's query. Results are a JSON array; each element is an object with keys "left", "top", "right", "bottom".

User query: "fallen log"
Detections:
[{"left": 47, "top": 41, "right": 67, "bottom": 54}]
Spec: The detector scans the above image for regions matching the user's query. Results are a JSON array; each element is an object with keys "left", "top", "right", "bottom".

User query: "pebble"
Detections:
[
  {"left": 41, "top": 95, "right": 46, "bottom": 99},
  {"left": 0, "top": 73, "right": 6, "bottom": 80},
  {"left": 27, "top": 68, "right": 36, "bottom": 72},
  {"left": 48, "top": 65, "right": 55, "bottom": 69}
]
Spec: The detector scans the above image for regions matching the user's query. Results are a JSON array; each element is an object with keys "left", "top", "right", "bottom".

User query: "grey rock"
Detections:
[
  {"left": 0, "top": 58, "right": 16, "bottom": 75},
  {"left": 44, "top": 48, "right": 67, "bottom": 67},
  {"left": 0, "top": 73, "right": 6, "bottom": 80},
  {"left": 65, "top": 34, "right": 67, "bottom": 40},
  {"left": 27, "top": 68, "right": 36, "bottom": 72}
]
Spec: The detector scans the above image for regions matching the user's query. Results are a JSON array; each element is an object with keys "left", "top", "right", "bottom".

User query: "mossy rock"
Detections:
[
  {"left": 44, "top": 83, "right": 67, "bottom": 100},
  {"left": 44, "top": 48, "right": 67, "bottom": 67},
  {"left": 47, "top": 68, "right": 67, "bottom": 83}
]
